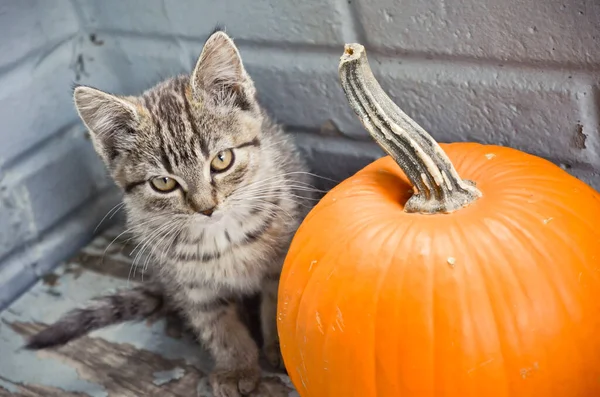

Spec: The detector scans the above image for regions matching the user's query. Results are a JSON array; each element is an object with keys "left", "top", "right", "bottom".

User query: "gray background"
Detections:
[{"left": 1, "top": 0, "right": 599, "bottom": 309}]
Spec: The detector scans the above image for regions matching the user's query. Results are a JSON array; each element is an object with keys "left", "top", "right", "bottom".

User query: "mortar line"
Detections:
[
  {"left": 88, "top": 28, "right": 600, "bottom": 75},
  {"left": 577, "top": 85, "right": 600, "bottom": 163},
  {"left": 334, "top": 0, "right": 366, "bottom": 44},
  {"left": 0, "top": 121, "right": 83, "bottom": 181}
]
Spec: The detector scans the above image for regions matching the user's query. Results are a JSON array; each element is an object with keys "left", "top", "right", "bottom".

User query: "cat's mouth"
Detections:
[{"left": 191, "top": 210, "right": 225, "bottom": 224}]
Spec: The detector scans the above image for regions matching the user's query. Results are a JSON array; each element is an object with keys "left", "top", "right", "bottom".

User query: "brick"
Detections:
[
  {"left": 75, "top": 0, "right": 347, "bottom": 46},
  {"left": 0, "top": 189, "right": 122, "bottom": 310},
  {"left": 30, "top": 189, "right": 123, "bottom": 277},
  {"left": 355, "top": 0, "right": 600, "bottom": 65},
  {"left": 293, "top": 132, "right": 384, "bottom": 191},
  {"left": 6, "top": 129, "right": 114, "bottom": 234},
  {"left": 0, "top": 184, "right": 36, "bottom": 260},
  {"left": 0, "top": 0, "right": 78, "bottom": 70},
  {"left": 242, "top": 48, "right": 364, "bottom": 139},
  {"left": 0, "top": 44, "right": 80, "bottom": 167}
]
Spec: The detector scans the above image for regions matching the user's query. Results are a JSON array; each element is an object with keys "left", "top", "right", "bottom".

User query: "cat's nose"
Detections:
[
  {"left": 199, "top": 206, "right": 215, "bottom": 216},
  {"left": 187, "top": 195, "right": 216, "bottom": 216}
]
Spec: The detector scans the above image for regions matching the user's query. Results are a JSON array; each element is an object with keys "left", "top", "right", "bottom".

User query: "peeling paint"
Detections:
[
  {"left": 571, "top": 123, "right": 587, "bottom": 149},
  {"left": 152, "top": 367, "right": 186, "bottom": 386},
  {"left": 0, "top": 377, "right": 19, "bottom": 393},
  {"left": 0, "top": 322, "right": 108, "bottom": 397},
  {"left": 196, "top": 377, "right": 212, "bottom": 396}
]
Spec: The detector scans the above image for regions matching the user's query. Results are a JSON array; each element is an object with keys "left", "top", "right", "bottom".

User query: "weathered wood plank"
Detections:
[
  {"left": 0, "top": 381, "right": 91, "bottom": 397},
  {"left": 0, "top": 226, "right": 298, "bottom": 397},
  {"left": 8, "top": 321, "right": 205, "bottom": 397}
]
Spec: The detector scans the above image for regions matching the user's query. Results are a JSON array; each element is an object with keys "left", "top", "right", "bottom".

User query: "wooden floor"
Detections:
[{"left": 0, "top": 226, "right": 297, "bottom": 397}]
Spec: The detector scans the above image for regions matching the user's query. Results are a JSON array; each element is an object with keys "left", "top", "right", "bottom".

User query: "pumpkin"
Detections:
[{"left": 277, "top": 43, "right": 600, "bottom": 397}]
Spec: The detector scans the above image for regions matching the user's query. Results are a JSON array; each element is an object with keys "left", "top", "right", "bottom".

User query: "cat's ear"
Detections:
[
  {"left": 190, "top": 30, "right": 256, "bottom": 110},
  {"left": 73, "top": 86, "right": 139, "bottom": 166}
]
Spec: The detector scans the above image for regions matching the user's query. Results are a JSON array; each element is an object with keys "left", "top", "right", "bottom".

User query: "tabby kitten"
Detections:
[{"left": 26, "top": 29, "right": 314, "bottom": 397}]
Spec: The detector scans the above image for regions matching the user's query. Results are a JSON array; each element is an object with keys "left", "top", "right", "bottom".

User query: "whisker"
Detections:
[
  {"left": 102, "top": 217, "right": 170, "bottom": 262},
  {"left": 159, "top": 221, "right": 187, "bottom": 266},
  {"left": 278, "top": 170, "right": 340, "bottom": 184},
  {"left": 129, "top": 215, "right": 179, "bottom": 256},
  {"left": 231, "top": 199, "right": 298, "bottom": 218},
  {"left": 230, "top": 195, "right": 317, "bottom": 211},
  {"left": 259, "top": 136, "right": 296, "bottom": 150},
  {"left": 230, "top": 179, "right": 326, "bottom": 198},
  {"left": 232, "top": 171, "right": 334, "bottom": 201},
  {"left": 123, "top": 214, "right": 188, "bottom": 284},
  {"left": 231, "top": 202, "right": 294, "bottom": 219},
  {"left": 94, "top": 202, "right": 126, "bottom": 234},
  {"left": 129, "top": 221, "right": 175, "bottom": 283},
  {"left": 150, "top": 219, "right": 187, "bottom": 271},
  {"left": 142, "top": 225, "right": 180, "bottom": 280},
  {"left": 233, "top": 193, "right": 321, "bottom": 203},
  {"left": 131, "top": 220, "right": 174, "bottom": 262},
  {"left": 238, "top": 182, "right": 327, "bottom": 194}
]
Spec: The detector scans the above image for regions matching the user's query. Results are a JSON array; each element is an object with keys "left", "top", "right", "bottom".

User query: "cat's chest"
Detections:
[
  {"left": 166, "top": 234, "right": 283, "bottom": 294},
  {"left": 160, "top": 211, "right": 291, "bottom": 292}
]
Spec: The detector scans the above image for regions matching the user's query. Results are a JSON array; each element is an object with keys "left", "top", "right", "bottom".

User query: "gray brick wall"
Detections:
[{"left": 1, "top": 0, "right": 599, "bottom": 308}]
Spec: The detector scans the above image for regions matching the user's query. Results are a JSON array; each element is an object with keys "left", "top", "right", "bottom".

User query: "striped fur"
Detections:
[
  {"left": 27, "top": 29, "right": 315, "bottom": 397},
  {"left": 25, "top": 284, "right": 164, "bottom": 349}
]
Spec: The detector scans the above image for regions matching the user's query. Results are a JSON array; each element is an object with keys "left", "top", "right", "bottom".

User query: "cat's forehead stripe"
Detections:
[
  {"left": 161, "top": 152, "right": 174, "bottom": 174},
  {"left": 179, "top": 80, "right": 210, "bottom": 158},
  {"left": 140, "top": 77, "right": 207, "bottom": 170},
  {"left": 156, "top": 90, "right": 185, "bottom": 137}
]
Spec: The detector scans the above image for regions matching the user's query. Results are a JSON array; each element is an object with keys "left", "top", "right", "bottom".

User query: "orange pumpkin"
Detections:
[{"left": 277, "top": 43, "right": 600, "bottom": 397}]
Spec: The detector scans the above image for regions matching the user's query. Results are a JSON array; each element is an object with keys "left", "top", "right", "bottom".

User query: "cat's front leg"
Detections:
[
  {"left": 260, "top": 274, "right": 284, "bottom": 370},
  {"left": 187, "top": 299, "right": 261, "bottom": 397}
]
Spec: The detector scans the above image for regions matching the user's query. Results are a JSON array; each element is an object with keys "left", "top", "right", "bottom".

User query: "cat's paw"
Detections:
[
  {"left": 263, "top": 341, "right": 285, "bottom": 372},
  {"left": 163, "top": 312, "right": 184, "bottom": 339},
  {"left": 209, "top": 366, "right": 261, "bottom": 397},
  {"left": 248, "top": 376, "right": 294, "bottom": 397}
]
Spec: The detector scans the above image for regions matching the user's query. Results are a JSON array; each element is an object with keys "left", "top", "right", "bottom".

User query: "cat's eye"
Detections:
[
  {"left": 210, "top": 149, "right": 234, "bottom": 173},
  {"left": 150, "top": 177, "right": 178, "bottom": 193}
]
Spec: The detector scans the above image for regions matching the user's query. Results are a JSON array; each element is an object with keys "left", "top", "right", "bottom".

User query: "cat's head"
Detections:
[{"left": 74, "top": 30, "right": 269, "bottom": 234}]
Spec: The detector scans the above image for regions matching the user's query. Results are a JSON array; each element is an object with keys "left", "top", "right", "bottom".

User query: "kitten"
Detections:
[{"left": 25, "top": 29, "right": 315, "bottom": 397}]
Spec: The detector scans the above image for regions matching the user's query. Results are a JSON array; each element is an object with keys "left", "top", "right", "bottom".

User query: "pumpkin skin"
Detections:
[
  {"left": 277, "top": 44, "right": 600, "bottom": 397},
  {"left": 278, "top": 143, "right": 600, "bottom": 397}
]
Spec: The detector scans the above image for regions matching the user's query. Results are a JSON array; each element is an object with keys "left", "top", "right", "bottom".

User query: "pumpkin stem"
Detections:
[{"left": 338, "top": 44, "right": 482, "bottom": 214}]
